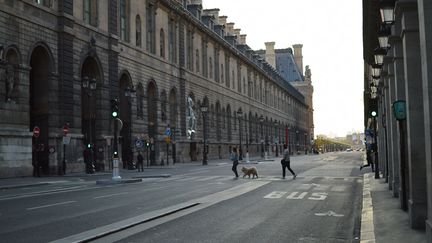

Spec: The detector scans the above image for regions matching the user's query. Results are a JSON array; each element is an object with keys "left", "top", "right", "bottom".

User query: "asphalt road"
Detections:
[{"left": 0, "top": 151, "right": 364, "bottom": 243}]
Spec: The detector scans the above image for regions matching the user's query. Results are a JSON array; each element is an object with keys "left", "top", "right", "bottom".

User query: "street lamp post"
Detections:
[
  {"left": 259, "top": 115, "right": 265, "bottom": 158},
  {"left": 274, "top": 121, "right": 279, "bottom": 157},
  {"left": 296, "top": 130, "right": 299, "bottom": 155},
  {"left": 201, "top": 104, "right": 208, "bottom": 165},
  {"left": 237, "top": 110, "right": 243, "bottom": 160},
  {"left": 82, "top": 76, "right": 97, "bottom": 173}
]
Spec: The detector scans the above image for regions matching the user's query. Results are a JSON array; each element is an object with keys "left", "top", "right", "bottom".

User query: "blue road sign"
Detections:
[
  {"left": 165, "top": 128, "right": 171, "bottom": 136},
  {"left": 135, "top": 139, "right": 144, "bottom": 148}
]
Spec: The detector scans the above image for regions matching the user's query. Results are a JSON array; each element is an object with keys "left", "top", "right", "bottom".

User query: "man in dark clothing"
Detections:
[
  {"left": 230, "top": 147, "right": 239, "bottom": 178},
  {"left": 137, "top": 152, "right": 144, "bottom": 172},
  {"left": 282, "top": 144, "right": 296, "bottom": 179}
]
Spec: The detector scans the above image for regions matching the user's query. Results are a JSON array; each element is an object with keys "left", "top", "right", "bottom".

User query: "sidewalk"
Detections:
[{"left": 361, "top": 173, "right": 426, "bottom": 243}]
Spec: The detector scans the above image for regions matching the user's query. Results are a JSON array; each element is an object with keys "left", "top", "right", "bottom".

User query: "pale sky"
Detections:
[{"left": 204, "top": 0, "right": 364, "bottom": 138}]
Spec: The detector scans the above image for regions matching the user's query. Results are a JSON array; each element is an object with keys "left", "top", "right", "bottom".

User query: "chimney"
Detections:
[
  {"left": 204, "top": 9, "right": 220, "bottom": 24},
  {"left": 239, "top": 34, "right": 247, "bottom": 44},
  {"left": 234, "top": 28, "right": 241, "bottom": 38},
  {"left": 265, "top": 42, "right": 276, "bottom": 68},
  {"left": 293, "top": 44, "right": 303, "bottom": 75},
  {"left": 226, "top": 22, "right": 235, "bottom": 35},
  {"left": 218, "top": 16, "right": 227, "bottom": 25}
]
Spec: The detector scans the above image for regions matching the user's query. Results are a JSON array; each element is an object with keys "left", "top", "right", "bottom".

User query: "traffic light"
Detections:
[
  {"left": 371, "top": 111, "right": 377, "bottom": 117},
  {"left": 87, "top": 143, "right": 92, "bottom": 149},
  {"left": 111, "top": 99, "right": 119, "bottom": 118}
]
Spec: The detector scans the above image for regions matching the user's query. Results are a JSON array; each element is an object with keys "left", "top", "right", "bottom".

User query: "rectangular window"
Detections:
[
  {"left": 146, "top": 4, "right": 156, "bottom": 54},
  {"left": 35, "top": 0, "right": 51, "bottom": 7},
  {"left": 120, "top": 0, "right": 128, "bottom": 41},
  {"left": 83, "top": 0, "right": 98, "bottom": 26},
  {"left": 169, "top": 19, "right": 175, "bottom": 62}
]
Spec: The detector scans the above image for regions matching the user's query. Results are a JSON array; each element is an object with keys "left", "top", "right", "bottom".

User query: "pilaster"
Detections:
[
  {"left": 400, "top": 3, "right": 427, "bottom": 229},
  {"left": 418, "top": 0, "right": 432, "bottom": 239}
]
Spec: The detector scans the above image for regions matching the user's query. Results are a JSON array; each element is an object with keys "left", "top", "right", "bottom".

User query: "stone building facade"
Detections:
[
  {"left": 256, "top": 43, "right": 314, "bottom": 153},
  {"left": 0, "top": 0, "right": 309, "bottom": 178}
]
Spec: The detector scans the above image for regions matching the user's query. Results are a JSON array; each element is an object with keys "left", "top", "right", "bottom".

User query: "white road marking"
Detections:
[
  {"left": 0, "top": 186, "right": 88, "bottom": 201},
  {"left": 315, "top": 211, "right": 344, "bottom": 217},
  {"left": 93, "top": 192, "right": 129, "bottom": 199},
  {"left": 264, "top": 191, "right": 287, "bottom": 199},
  {"left": 286, "top": 192, "right": 308, "bottom": 199},
  {"left": 308, "top": 192, "right": 328, "bottom": 200},
  {"left": 331, "top": 186, "right": 347, "bottom": 192},
  {"left": 195, "top": 176, "right": 221, "bottom": 182},
  {"left": 264, "top": 191, "right": 328, "bottom": 200},
  {"left": 27, "top": 201, "right": 76, "bottom": 211}
]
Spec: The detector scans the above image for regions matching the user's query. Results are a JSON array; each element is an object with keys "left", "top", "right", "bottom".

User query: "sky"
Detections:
[{"left": 204, "top": 0, "right": 365, "bottom": 138}]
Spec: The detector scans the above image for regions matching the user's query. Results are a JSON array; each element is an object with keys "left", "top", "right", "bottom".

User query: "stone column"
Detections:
[
  {"left": 399, "top": 2, "right": 427, "bottom": 229},
  {"left": 384, "top": 60, "right": 394, "bottom": 189},
  {"left": 418, "top": 0, "right": 432, "bottom": 239},
  {"left": 392, "top": 19, "right": 406, "bottom": 202}
]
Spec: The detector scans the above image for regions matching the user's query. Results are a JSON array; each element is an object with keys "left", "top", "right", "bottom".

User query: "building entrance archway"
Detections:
[{"left": 29, "top": 46, "right": 52, "bottom": 176}]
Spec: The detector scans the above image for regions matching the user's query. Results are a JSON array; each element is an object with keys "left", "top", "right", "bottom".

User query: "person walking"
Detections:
[
  {"left": 360, "top": 143, "right": 375, "bottom": 171},
  {"left": 230, "top": 147, "right": 239, "bottom": 178},
  {"left": 137, "top": 152, "right": 144, "bottom": 172},
  {"left": 281, "top": 144, "right": 296, "bottom": 179}
]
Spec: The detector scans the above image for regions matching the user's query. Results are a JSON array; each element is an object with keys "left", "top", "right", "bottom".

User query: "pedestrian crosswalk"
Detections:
[{"left": 141, "top": 175, "right": 362, "bottom": 185}]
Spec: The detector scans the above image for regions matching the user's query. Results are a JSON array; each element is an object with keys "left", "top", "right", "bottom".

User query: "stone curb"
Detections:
[
  {"left": 95, "top": 178, "right": 142, "bottom": 185},
  {"left": 361, "top": 173, "right": 376, "bottom": 243}
]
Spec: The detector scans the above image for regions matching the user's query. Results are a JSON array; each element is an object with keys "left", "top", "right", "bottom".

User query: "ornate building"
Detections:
[
  {"left": 256, "top": 43, "right": 314, "bottom": 153},
  {"left": 0, "top": 0, "right": 309, "bottom": 177}
]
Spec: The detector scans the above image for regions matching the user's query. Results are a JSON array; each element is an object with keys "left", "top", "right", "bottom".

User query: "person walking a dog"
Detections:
[
  {"left": 282, "top": 144, "right": 296, "bottom": 179},
  {"left": 230, "top": 147, "right": 239, "bottom": 178}
]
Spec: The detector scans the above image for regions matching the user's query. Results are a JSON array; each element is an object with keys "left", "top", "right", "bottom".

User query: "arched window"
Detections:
[
  {"left": 216, "top": 102, "right": 221, "bottom": 141},
  {"left": 169, "top": 89, "right": 178, "bottom": 129},
  {"left": 160, "top": 90, "right": 167, "bottom": 121},
  {"left": 136, "top": 15, "right": 141, "bottom": 47},
  {"left": 160, "top": 28, "right": 165, "bottom": 58},
  {"left": 136, "top": 83, "right": 144, "bottom": 119}
]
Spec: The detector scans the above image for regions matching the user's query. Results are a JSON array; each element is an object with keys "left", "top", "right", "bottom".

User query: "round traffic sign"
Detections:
[
  {"left": 63, "top": 124, "right": 69, "bottom": 136},
  {"left": 135, "top": 139, "right": 144, "bottom": 148},
  {"left": 33, "top": 126, "right": 40, "bottom": 138}
]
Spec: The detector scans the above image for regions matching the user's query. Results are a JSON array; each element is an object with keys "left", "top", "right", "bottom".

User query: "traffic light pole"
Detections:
[{"left": 112, "top": 117, "right": 121, "bottom": 180}]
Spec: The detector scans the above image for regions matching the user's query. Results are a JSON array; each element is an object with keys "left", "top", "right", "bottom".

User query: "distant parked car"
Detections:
[{"left": 346, "top": 148, "right": 353, "bottom": 152}]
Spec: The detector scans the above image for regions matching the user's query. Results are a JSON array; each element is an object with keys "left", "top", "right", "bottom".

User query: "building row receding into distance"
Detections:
[
  {"left": 0, "top": 0, "right": 313, "bottom": 178},
  {"left": 363, "top": 0, "right": 432, "bottom": 240}
]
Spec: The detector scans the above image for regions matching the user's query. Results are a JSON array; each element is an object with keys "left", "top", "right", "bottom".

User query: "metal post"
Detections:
[
  {"left": 202, "top": 112, "right": 207, "bottom": 165},
  {"left": 146, "top": 144, "right": 149, "bottom": 167},
  {"left": 166, "top": 142, "right": 169, "bottom": 166},
  {"left": 374, "top": 116, "right": 380, "bottom": 179},
  {"left": 63, "top": 143, "right": 66, "bottom": 175},
  {"left": 239, "top": 117, "right": 243, "bottom": 160},
  {"left": 112, "top": 118, "right": 121, "bottom": 180}
]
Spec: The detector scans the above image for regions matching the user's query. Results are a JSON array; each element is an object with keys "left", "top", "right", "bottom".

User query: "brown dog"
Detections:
[{"left": 241, "top": 166, "right": 258, "bottom": 179}]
